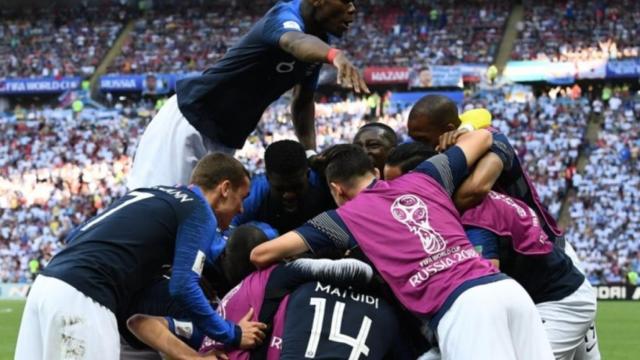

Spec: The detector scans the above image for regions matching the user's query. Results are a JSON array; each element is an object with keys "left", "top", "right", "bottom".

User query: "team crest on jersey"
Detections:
[{"left": 390, "top": 194, "right": 446, "bottom": 255}]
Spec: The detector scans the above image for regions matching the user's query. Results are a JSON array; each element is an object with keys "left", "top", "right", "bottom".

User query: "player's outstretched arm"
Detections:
[
  {"left": 170, "top": 204, "right": 266, "bottom": 348},
  {"left": 279, "top": 32, "right": 369, "bottom": 93},
  {"left": 250, "top": 231, "right": 310, "bottom": 268},
  {"left": 284, "top": 258, "right": 374, "bottom": 289},
  {"left": 126, "top": 315, "right": 227, "bottom": 360}
]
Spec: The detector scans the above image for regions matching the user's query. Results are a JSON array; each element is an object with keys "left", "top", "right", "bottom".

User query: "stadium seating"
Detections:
[
  {"left": 0, "top": 5, "right": 124, "bottom": 78},
  {"left": 512, "top": 0, "right": 640, "bottom": 61}
]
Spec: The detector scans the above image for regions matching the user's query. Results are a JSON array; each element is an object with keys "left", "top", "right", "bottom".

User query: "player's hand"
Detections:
[
  {"left": 436, "top": 128, "right": 470, "bottom": 152},
  {"left": 333, "top": 52, "right": 370, "bottom": 94},
  {"left": 238, "top": 308, "right": 267, "bottom": 350}
]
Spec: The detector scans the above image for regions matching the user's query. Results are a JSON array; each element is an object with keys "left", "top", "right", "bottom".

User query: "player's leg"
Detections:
[
  {"left": 437, "top": 278, "right": 554, "bottom": 360},
  {"left": 127, "top": 94, "right": 233, "bottom": 189},
  {"left": 22, "top": 275, "right": 120, "bottom": 360},
  {"left": 502, "top": 279, "right": 555, "bottom": 360},
  {"left": 536, "top": 279, "right": 598, "bottom": 360},
  {"left": 574, "top": 321, "right": 601, "bottom": 360},
  {"left": 15, "top": 275, "right": 46, "bottom": 359},
  {"left": 436, "top": 279, "right": 517, "bottom": 360}
]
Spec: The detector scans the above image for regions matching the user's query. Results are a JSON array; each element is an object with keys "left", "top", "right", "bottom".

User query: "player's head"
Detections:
[
  {"left": 407, "top": 95, "right": 460, "bottom": 148},
  {"left": 384, "top": 142, "right": 437, "bottom": 180},
  {"left": 265, "top": 140, "right": 310, "bottom": 212},
  {"left": 323, "top": 144, "right": 377, "bottom": 206},
  {"left": 353, "top": 123, "right": 398, "bottom": 178},
  {"left": 190, "top": 153, "right": 250, "bottom": 230},
  {"left": 303, "top": 0, "right": 356, "bottom": 38},
  {"left": 221, "top": 224, "right": 269, "bottom": 287}
]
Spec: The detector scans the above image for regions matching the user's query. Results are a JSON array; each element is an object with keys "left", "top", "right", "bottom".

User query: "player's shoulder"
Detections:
[
  {"left": 262, "top": 0, "right": 305, "bottom": 33},
  {"left": 145, "top": 185, "right": 207, "bottom": 215}
]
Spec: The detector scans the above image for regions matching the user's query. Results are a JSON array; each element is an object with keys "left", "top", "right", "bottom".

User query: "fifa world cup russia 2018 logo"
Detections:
[{"left": 391, "top": 194, "right": 447, "bottom": 255}]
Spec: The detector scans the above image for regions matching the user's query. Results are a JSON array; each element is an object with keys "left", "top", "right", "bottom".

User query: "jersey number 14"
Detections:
[{"left": 305, "top": 297, "right": 372, "bottom": 360}]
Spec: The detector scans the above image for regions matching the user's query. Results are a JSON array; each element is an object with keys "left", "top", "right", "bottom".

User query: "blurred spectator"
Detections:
[
  {"left": 513, "top": 0, "right": 640, "bottom": 62},
  {"left": 0, "top": 4, "right": 125, "bottom": 78},
  {"left": 567, "top": 92, "right": 640, "bottom": 285}
]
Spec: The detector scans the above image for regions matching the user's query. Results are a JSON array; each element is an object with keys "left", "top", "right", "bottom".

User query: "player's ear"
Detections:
[
  {"left": 446, "top": 122, "right": 456, "bottom": 131},
  {"left": 329, "top": 181, "right": 341, "bottom": 196},
  {"left": 220, "top": 180, "right": 232, "bottom": 198},
  {"left": 373, "top": 167, "right": 381, "bottom": 179}
]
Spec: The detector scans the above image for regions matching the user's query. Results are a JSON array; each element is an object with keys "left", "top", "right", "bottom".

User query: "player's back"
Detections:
[
  {"left": 176, "top": 0, "right": 323, "bottom": 149},
  {"left": 41, "top": 186, "right": 201, "bottom": 314},
  {"left": 281, "top": 281, "right": 399, "bottom": 360}
]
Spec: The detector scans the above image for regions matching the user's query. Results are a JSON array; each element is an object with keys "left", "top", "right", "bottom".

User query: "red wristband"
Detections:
[{"left": 326, "top": 48, "right": 340, "bottom": 64}]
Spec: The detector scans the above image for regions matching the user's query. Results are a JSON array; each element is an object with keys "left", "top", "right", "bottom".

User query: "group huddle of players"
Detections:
[{"left": 14, "top": 1, "right": 601, "bottom": 359}]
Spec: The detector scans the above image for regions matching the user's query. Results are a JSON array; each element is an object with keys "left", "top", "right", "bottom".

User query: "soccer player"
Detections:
[
  {"left": 129, "top": 0, "right": 368, "bottom": 189},
  {"left": 407, "top": 95, "right": 564, "bottom": 242},
  {"left": 250, "top": 132, "right": 554, "bottom": 359},
  {"left": 384, "top": 147, "right": 598, "bottom": 360},
  {"left": 383, "top": 142, "right": 437, "bottom": 180},
  {"left": 353, "top": 122, "right": 398, "bottom": 178},
  {"left": 231, "top": 140, "right": 335, "bottom": 237},
  {"left": 15, "top": 153, "right": 266, "bottom": 360},
  {"left": 126, "top": 224, "right": 401, "bottom": 360}
]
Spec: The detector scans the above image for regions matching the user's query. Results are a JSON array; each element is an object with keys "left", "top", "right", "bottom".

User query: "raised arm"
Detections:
[{"left": 453, "top": 153, "right": 504, "bottom": 211}]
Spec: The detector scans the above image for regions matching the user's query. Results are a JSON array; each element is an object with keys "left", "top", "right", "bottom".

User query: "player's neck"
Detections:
[
  {"left": 352, "top": 173, "right": 378, "bottom": 194},
  {"left": 299, "top": 1, "right": 324, "bottom": 37}
]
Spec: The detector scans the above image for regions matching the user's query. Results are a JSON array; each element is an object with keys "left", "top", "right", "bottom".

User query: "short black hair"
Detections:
[
  {"left": 190, "top": 153, "right": 249, "bottom": 191},
  {"left": 386, "top": 142, "right": 438, "bottom": 174},
  {"left": 221, "top": 224, "right": 269, "bottom": 288},
  {"left": 408, "top": 95, "right": 459, "bottom": 128},
  {"left": 265, "top": 140, "right": 308, "bottom": 175},
  {"left": 323, "top": 144, "right": 375, "bottom": 184},
  {"left": 355, "top": 122, "right": 398, "bottom": 146}
]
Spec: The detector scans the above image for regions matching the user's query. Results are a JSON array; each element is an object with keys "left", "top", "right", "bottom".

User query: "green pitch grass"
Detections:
[{"left": 0, "top": 300, "right": 638, "bottom": 359}]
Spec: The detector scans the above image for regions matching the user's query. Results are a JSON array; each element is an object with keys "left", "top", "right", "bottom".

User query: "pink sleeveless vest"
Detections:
[{"left": 337, "top": 173, "right": 497, "bottom": 317}]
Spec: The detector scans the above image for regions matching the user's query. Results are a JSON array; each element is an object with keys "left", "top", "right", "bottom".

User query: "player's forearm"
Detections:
[
  {"left": 279, "top": 32, "right": 332, "bottom": 64},
  {"left": 169, "top": 274, "right": 240, "bottom": 346},
  {"left": 127, "top": 315, "right": 200, "bottom": 360},
  {"left": 291, "top": 94, "right": 316, "bottom": 150},
  {"left": 453, "top": 153, "right": 503, "bottom": 211},
  {"left": 288, "top": 258, "right": 374, "bottom": 289}
]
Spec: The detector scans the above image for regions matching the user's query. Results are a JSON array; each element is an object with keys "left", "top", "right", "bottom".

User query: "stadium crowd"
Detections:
[
  {"left": 107, "top": 0, "right": 510, "bottom": 74},
  {"left": 464, "top": 87, "right": 589, "bottom": 219},
  {"left": 0, "top": 4, "right": 125, "bottom": 78},
  {"left": 567, "top": 90, "right": 640, "bottom": 285},
  {"left": 513, "top": 0, "right": 640, "bottom": 62},
  {"left": 4, "top": 88, "right": 639, "bottom": 285}
]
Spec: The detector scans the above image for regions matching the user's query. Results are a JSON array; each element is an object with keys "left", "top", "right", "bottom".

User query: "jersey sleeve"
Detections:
[
  {"left": 231, "top": 175, "right": 270, "bottom": 227},
  {"left": 465, "top": 227, "right": 499, "bottom": 259},
  {"left": 266, "top": 258, "right": 373, "bottom": 296},
  {"left": 262, "top": 4, "right": 305, "bottom": 46},
  {"left": 169, "top": 197, "right": 241, "bottom": 347},
  {"left": 295, "top": 210, "right": 357, "bottom": 253},
  {"left": 489, "top": 132, "right": 516, "bottom": 173},
  {"left": 414, "top": 146, "right": 469, "bottom": 196}
]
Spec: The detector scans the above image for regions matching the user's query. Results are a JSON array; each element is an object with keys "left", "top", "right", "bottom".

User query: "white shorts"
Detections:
[
  {"left": 15, "top": 275, "right": 120, "bottom": 360},
  {"left": 436, "top": 278, "right": 554, "bottom": 360},
  {"left": 563, "top": 241, "right": 601, "bottom": 360},
  {"left": 128, "top": 94, "right": 235, "bottom": 190},
  {"left": 537, "top": 279, "right": 599, "bottom": 360}
]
